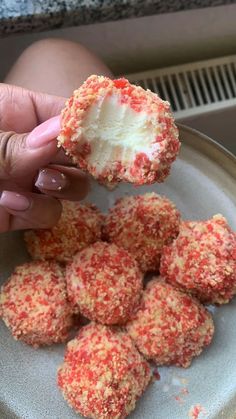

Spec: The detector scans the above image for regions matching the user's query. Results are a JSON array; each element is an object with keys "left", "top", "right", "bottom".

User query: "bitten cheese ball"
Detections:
[
  {"left": 24, "top": 200, "right": 103, "bottom": 263},
  {"left": 103, "top": 193, "right": 180, "bottom": 272},
  {"left": 160, "top": 214, "right": 236, "bottom": 305},
  {"left": 57, "top": 75, "right": 180, "bottom": 187},
  {"left": 57, "top": 323, "right": 151, "bottom": 419},
  {"left": 66, "top": 242, "right": 143, "bottom": 324},
  {"left": 0, "top": 261, "right": 73, "bottom": 347},
  {"left": 126, "top": 278, "right": 214, "bottom": 368}
]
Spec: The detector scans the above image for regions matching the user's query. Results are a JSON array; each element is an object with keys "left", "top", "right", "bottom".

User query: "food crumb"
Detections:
[
  {"left": 153, "top": 368, "right": 160, "bottom": 381},
  {"left": 174, "top": 387, "right": 189, "bottom": 405},
  {"left": 174, "top": 395, "right": 185, "bottom": 404},
  {"left": 188, "top": 404, "right": 206, "bottom": 418},
  {"left": 181, "top": 388, "right": 189, "bottom": 395},
  {"left": 180, "top": 377, "right": 189, "bottom": 385}
]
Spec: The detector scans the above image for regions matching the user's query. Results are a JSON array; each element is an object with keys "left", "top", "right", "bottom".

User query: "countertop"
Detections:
[{"left": 1, "top": 0, "right": 236, "bottom": 36}]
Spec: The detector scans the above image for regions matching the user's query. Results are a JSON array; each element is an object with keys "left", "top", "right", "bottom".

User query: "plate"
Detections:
[{"left": 0, "top": 125, "right": 236, "bottom": 419}]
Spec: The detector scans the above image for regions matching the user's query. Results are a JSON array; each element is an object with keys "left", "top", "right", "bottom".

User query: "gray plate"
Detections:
[{"left": 0, "top": 125, "right": 236, "bottom": 419}]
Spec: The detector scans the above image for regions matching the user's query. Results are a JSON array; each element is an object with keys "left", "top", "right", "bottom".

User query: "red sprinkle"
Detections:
[
  {"left": 189, "top": 404, "right": 206, "bottom": 419},
  {"left": 153, "top": 368, "right": 161, "bottom": 381}
]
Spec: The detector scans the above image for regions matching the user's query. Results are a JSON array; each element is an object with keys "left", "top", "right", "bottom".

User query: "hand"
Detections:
[{"left": 0, "top": 84, "right": 89, "bottom": 233}]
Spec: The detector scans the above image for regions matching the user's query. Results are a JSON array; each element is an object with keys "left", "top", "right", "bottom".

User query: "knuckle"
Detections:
[
  {"left": 0, "top": 84, "right": 15, "bottom": 131},
  {"left": 0, "top": 131, "right": 14, "bottom": 179},
  {"left": 0, "top": 131, "right": 26, "bottom": 179}
]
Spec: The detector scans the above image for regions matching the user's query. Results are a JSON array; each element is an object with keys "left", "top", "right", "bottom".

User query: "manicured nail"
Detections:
[
  {"left": 27, "top": 115, "right": 61, "bottom": 149},
  {"left": 35, "top": 168, "right": 68, "bottom": 191},
  {"left": 0, "top": 191, "right": 30, "bottom": 211}
]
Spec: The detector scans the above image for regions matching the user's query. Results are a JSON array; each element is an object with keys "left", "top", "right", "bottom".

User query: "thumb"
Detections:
[{"left": 0, "top": 116, "right": 60, "bottom": 180}]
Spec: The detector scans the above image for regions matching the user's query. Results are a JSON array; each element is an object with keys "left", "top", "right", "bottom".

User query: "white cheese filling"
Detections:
[{"left": 77, "top": 94, "right": 160, "bottom": 169}]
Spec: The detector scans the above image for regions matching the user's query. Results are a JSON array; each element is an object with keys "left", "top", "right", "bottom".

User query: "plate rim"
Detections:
[{"left": 178, "top": 123, "right": 236, "bottom": 180}]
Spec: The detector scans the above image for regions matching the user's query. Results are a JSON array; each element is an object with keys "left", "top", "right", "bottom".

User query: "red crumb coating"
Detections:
[
  {"left": 0, "top": 261, "right": 74, "bottom": 347},
  {"left": 126, "top": 278, "right": 214, "bottom": 368},
  {"left": 57, "top": 323, "right": 151, "bottom": 419},
  {"left": 24, "top": 200, "right": 103, "bottom": 263},
  {"left": 160, "top": 214, "right": 236, "bottom": 305},
  {"left": 103, "top": 193, "right": 180, "bottom": 272},
  {"left": 57, "top": 75, "right": 180, "bottom": 187},
  {"left": 66, "top": 242, "right": 143, "bottom": 325}
]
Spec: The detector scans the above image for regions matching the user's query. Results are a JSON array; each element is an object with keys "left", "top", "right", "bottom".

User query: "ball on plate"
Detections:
[
  {"left": 66, "top": 241, "right": 143, "bottom": 324},
  {"left": 57, "top": 322, "right": 151, "bottom": 419},
  {"left": 0, "top": 261, "right": 73, "bottom": 347},
  {"left": 126, "top": 278, "right": 214, "bottom": 368},
  {"left": 57, "top": 75, "right": 180, "bottom": 187},
  {"left": 24, "top": 200, "right": 103, "bottom": 263},
  {"left": 103, "top": 193, "right": 180, "bottom": 272},
  {"left": 160, "top": 214, "right": 236, "bottom": 304}
]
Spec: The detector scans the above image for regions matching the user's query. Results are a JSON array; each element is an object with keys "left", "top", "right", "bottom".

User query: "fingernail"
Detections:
[
  {"left": 35, "top": 168, "right": 68, "bottom": 191},
  {"left": 0, "top": 191, "right": 30, "bottom": 211},
  {"left": 27, "top": 115, "right": 61, "bottom": 149}
]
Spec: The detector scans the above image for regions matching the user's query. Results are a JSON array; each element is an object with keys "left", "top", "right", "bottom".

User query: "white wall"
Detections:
[{"left": 1, "top": 4, "right": 236, "bottom": 79}]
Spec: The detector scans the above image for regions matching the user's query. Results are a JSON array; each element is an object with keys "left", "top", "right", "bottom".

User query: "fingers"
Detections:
[
  {"left": 28, "top": 89, "right": 66, "bottom": 123},
  {"left": 51, "top": 148, "right": 74, "bottom": 166},
  {"left": 0, "top": 83, "right": 66, "bottom": 132},
  {"left": 0, "top": 161, "right": 89, "bottom": 232},
  {"left": 0, "top": 191, "right": 62, "bottom": 232},
  {"left": 34, "top": 165, "right": 90, "bottom": 201},
  {"left": 0, "top": 116, "right": 61, "bottom": 180}
]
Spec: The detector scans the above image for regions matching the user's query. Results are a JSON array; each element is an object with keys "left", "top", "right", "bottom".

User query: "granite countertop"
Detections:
[{"left": 1, "top": 0, "right": 236, "bottom": 36}]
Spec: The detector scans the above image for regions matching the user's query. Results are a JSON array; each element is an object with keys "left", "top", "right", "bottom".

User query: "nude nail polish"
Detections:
[
  {"left": 35, "top": 168, "right": 68, "bottom": 191},
  {"left": 0, "top": 191, "right": 30, "bottom": 211}
]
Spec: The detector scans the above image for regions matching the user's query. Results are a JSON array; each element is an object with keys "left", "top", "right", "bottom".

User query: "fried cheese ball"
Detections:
[
  {"left": 24, "top": 200, "right": 103, "bottom": 263},
  {"left": 57, "top": 323, "right": 151, "bottom": 419},
  {"left": 126, "top": 278, "right": 214, "bottom": 368},
  {"left": 103, "top": 193, "right": 180, "bottom": 272},
  {"left": 66, "top": 242, "right": 143, "bottom": 325},
  {"left": 57, "top": 75, "right": 180, "bottom": 187},
  {"left": 160, "top": 214, "right": 236, "bottom": 304},
  {"left": 0, "top": 261, "right": 73, "bottom": 347}
]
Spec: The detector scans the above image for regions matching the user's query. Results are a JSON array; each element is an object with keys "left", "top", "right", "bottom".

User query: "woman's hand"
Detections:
[{"left": 0, "top": 84, "right": 89, "bottom": 233}]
